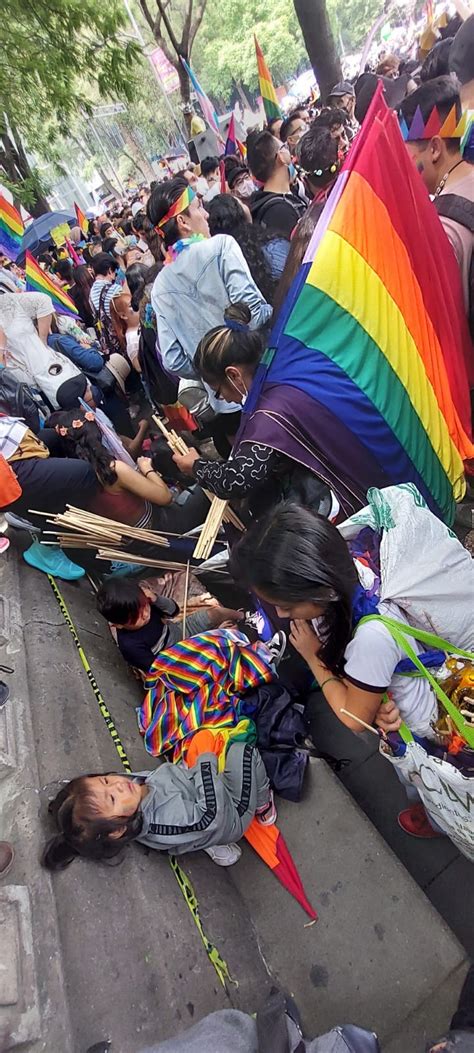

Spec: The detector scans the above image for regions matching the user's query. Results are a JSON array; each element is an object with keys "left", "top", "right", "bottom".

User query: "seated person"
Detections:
[{"left": 96, "top": 578, "right": 243, "bottom": 674}]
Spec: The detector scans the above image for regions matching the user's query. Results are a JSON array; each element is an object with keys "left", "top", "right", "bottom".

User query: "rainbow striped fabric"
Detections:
[
  {"left": 140, "top": 630, "right": 274, "bottom": 759},
  {"left": 25, "top": 250, "right": 78, "bottom": 316},
  {"left": 238, "top": 88, "right": 474, "bottom": 526},
  {"left": 0, "top": 193, "right": 24, "bottom": 261},
  {"left": 74, "top": 202, "right": 88, "bottom": 237},
  {"left": 254, "top": 36, "right": 282, "bottom": 123}
]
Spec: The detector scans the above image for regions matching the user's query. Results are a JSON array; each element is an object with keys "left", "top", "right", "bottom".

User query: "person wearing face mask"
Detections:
[
  {"left": 247, "top": 130, "right": 307, "bottom": 238},
  {"left": 227, "top": 165, "right": 256, "bottom": 204},
  {"left": 172, "top": 302, "right": 334, "bottom": 522},
  {"left": 280, "top": 110, "right": 309, "bottom": 154},
  {"left": 148, "top": 177, "right": 272, "bottom": 457}
]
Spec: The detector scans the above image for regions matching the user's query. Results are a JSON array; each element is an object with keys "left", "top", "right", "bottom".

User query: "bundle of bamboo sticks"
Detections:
[
  {"left": 31, "top": 506, "right": 170, "bottom": 551},
  {"left": 152, "top": 414, "right": 245, "bottom": 558}
]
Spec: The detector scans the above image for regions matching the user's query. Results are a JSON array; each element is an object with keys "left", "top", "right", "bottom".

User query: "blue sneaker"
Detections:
[{"left": 23, "top": 540, "right": 85, "bottom": 581}]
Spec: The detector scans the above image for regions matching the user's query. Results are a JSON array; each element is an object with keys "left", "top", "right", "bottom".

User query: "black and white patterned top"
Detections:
[{"left": 192, "top": 443, "right": 279, "bottom": 499}]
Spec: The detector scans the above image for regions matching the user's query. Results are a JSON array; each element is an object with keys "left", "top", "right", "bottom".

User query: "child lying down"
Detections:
[{"left": 42, "top": 743, "right": 277, "bottom": 871}]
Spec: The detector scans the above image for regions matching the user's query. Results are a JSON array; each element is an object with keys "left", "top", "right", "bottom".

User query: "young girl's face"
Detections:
[{"left": 82, "top": 775, "right": 144, "bottom": 818}]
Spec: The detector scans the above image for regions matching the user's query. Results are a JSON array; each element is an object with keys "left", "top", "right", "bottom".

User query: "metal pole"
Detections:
[{"left": 121, "top": 0, "right": 188, "bottom": 148}]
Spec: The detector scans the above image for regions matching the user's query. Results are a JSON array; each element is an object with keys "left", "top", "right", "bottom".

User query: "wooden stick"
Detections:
[
  {"left": 339, "top": 708, "right": 385, "bottom": 739},
  {"left": 96, "top": 549, "right": 189, "bottom": 571},
  {"left": 182, "top": 559, "right": 191, "bottom": 636}
]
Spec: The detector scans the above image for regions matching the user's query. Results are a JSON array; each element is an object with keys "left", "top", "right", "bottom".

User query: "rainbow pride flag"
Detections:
[
  {"left": 74, "top": 202, "right": 88, "bottom": 237},
  {"left": 237, "top": 88, "right": 474, "bottom": 526},
  {"left": 25, "top": 250, "right": 78, "bottom": 316},
  {"left": 254, "top": 36, "right": 282, "bottom": 123},
  {"left": 0, "top": 193, "right": 24, "bottom": 261}
]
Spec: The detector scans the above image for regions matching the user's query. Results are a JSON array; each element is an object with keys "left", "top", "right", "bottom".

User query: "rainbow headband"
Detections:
[
  {"left": 156, "top": 186, "right": 195, "bottom": 237},
  {"left": 399, "top": 104, "right": 470, "bottom": 141}
]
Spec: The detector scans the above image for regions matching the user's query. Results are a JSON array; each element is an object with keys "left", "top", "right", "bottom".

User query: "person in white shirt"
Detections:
[{"left": 0, "top": 280, "right": 84, "bottom": 409}]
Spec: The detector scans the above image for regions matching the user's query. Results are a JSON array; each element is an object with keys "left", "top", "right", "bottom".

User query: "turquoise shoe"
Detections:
[{"left": 23, "top": 540, "right": 85, "bottom": 581}]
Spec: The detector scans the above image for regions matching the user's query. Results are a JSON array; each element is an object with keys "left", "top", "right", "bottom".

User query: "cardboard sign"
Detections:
[{"left": 50, "top": 222, "right": 71, "bottom": 247}]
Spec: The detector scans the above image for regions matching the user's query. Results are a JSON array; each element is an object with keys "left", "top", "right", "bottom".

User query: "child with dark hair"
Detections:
[
  {"left": 42, "top": 740, "right": 275, "bottom": 869},
  {"left": 207, "top": 194, "right": 289, "bottom": 303},
  {"left": 96, "top": 577, "right": 242, "bottom": 673}
]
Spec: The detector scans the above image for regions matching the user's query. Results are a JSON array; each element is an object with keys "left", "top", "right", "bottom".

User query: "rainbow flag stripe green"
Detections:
[
  {"left": 25, "top": 250, "right": 78, "bottom": 316},
  {"left": 0, "top": 193, "right": 24, "bottom": 261},
  {"left": 254, "top": 36, "right": 282, "bottom": 123},
  {"left": 238, "top": 88, "right": 474, "bottom": 525}
]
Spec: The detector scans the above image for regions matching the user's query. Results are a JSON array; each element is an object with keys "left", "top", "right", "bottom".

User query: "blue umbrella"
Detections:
[{"left": 20, "top": 210, "right": 76, "bottom": 257}]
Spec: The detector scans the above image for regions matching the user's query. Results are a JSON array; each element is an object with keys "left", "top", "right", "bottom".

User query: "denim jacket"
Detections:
[{"left": 151, "top": 234, "right": 272, "bottom": 412}]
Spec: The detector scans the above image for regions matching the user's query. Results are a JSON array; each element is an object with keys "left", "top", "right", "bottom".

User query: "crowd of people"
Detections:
[{"left": 0, "top": 12, "right": 473, "bottom": 1049}]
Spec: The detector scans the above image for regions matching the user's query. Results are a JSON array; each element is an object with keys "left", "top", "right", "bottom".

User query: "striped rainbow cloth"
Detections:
[
  {"left": 25, "top": 250, "right": 78, "bottom": 316},
  {"left": 140, "top": 630, "right": 273, "bottom": 759},
  {"left": 254, "top": 36, "right": 282, "bottom": 123},
  {"left": 0, "top": 193, "right": 24, "bottom": 261},
  {"left": 237, "top": 88, "right": 474, "bottom": 526}
]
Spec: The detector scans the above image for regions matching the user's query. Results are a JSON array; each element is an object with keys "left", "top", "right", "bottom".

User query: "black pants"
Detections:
[
  {"left": 209, "top": 410, "right": 241, "bottom": 459},
  {"left": 9, "top": 456, "right": 98, "bottom": 526}
]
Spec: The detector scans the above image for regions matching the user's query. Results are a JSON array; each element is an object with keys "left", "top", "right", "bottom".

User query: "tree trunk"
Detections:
[
  {"left": 293, "top": 0, "right": 342, "bottom": 103},
  {"left": 177, "top": 58, "right": 192, "bottom": 136},
  {"left": 0, "top": 130, "right": 50, "bottom": 216}
]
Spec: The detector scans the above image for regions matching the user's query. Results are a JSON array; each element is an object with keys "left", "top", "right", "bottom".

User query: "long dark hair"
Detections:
[
  {"left": 207, "top": 193, "right": 286, "bottom": 304},
  {"left": 42, "top": 774, "right": 143, "bottom": 870},
  {"left": 194, "top": 302, "right": 263, "bottom": 386},
  {"left": 54, "top": 410, "right": 118, "bottom": 487},
  {"left": 229, "top": 503, "right": 358, "bottom": 671}
]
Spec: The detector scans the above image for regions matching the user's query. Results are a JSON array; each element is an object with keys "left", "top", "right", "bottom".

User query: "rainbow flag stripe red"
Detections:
[
  {"left": 0, "top": 193, "right": 24, "bottom": 261},
  {"left": 25, "top": 250, "right": 78, "bottom": 316},
  {"left": 238, "top": 88, "right": 474, "bottom": 526},
  {"left": 254, "top": 36, "right": 282, "bottom": 123},
  {"left": 157, "top": 186, "right": 195, "bottom": 231},
  {"left": 74, "top": 202, "right": 88, "bottom": 237}
]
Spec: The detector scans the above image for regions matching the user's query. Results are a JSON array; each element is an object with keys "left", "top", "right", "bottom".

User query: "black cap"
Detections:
[{"left": 328, "top": 80, "right": 356, "bottom": 98}]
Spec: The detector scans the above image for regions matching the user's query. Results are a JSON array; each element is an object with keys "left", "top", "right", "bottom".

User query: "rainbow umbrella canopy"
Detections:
[{"left": 238, "top": 87, "right": 474, "bottom": 525}]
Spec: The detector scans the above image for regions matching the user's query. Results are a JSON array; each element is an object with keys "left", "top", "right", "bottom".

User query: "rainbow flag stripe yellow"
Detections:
[
  {"left": 25, "top": 250, "right": 78, "bottom": 316},
  {"left": 74, "top": 202, "right": 88, "bottom": 237},
  {"left": 0, "top": 193, "right": 24, "bottom": 261},
  {"left": 254, "top": 36, "right": 282, "bottom": 123}
]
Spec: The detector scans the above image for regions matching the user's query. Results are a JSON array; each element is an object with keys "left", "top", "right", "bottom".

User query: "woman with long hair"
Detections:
[
  {"left": 172, "top": 302, "right": 333, "bottom": 521},
  {"left": 207, "top": 193, "right": 289, "bottom": 305}
]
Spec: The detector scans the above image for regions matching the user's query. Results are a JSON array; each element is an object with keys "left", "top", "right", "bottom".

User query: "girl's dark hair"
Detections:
[
  {"left": 194, "top": 302, "right": 263, "bottom": 385},
  {"left": 229, "top": 502, "right": 358, "bottom": 672},
  {"left": 72, "top": 263, "right": 93, "bottom": 296},
  {"left": 96, "top": 578, "right": 147, "bottom": 625},
  {"left": 55, "top": 258, "right": 74, "bottom": 282},
  {"left": 273, "top": 201, "right": 324, "bottom": 318},
  {"left": 147, "top": 176, "right": 189, "bottom": 249},
  {"left": 102, "top": 236, "right": 121, "bottom": 258},
  {"left": 207, "top": 194, "right": 285, "bottom": 304},
  {"left": 54, "top": 410, "right": 117, "bottom": 487},
  {"left": 42, "top": 774, "right": 143, "bottom": 870},
  {"left": 88, "top": 218, "right": 99, "bottom": 238},
  {"left": 125, "top": 262, "right": 151, "bottom": 311},
  {"left": 100, "top": 221, "right": 113, "bottom": 239}
]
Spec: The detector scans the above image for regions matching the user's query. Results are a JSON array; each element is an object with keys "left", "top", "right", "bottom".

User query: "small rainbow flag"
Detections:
[
  {"left": 74, "top": 202, "right": 88, "bottom": 237},
  {"left": 238, "top": 87, "right": 474, "bottom": 526},
  {"left": 254, "top": 36, "right": 282, "bottom": 124},
  {"left": 25, "top": 250, "right": 78, "bottom": 316},
  {"left": 0, "top": 193, "right": 24, "bottom": 261}
]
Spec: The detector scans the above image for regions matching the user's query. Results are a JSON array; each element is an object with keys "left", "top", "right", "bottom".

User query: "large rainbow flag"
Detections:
[
  {"left": 237, "top": 87, "right": 474, "bottom": 526},
  {"left": 254, "top": 36, "right": 282, "bottom": 124},
  {"left": 25, "top": 250, "right": 78, "bottom": 316},
  {"left": 0, "top": 193, "right": 24, "bottom": 261}
]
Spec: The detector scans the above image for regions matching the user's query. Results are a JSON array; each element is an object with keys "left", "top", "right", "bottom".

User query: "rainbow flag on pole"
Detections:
[
  {"left": 25, "top": 250, "right": 78, "bottom": 316},
  {"left": 74, "top": 202, "right": 88, "bottom": 238},
  {"left": 254, "top": 36, "right": 282, "bottom": 123},
  {"left": 180, "top": 57, "right": 223, "bottom": 144},
  {"left": 237, "top": 87, "right": 474, "bottom": 526},
  {"left": 0, "top": 193, "right": 24, "bottom": 261}
]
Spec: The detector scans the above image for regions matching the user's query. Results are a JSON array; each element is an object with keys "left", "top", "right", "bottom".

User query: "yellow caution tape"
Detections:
[{"left": 47, "top": 574, "right": 234, "bottom": 989}]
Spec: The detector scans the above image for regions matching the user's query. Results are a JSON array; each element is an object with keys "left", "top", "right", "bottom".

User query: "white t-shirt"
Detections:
[
  {"left": 343, "top": 600, "right": 438, "bottom": 738},
  {"left": 0, "top": 291, "right": 81, "bottom": 408}
]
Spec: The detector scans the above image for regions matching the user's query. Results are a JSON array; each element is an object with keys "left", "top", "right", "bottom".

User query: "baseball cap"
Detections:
[
  {"left": 131, "top": 201, "right": 143, "bottom": 218},
  {"left": 328, "top": 80, "right": 356, "bottom": 98}
]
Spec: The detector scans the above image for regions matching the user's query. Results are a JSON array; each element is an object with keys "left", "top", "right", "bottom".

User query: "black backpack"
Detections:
[
  {"left": 0, "top": 369, "right": 44, "bottom": 433},
  {"left": 434, "top": 193, "right": 474, "bottom": 340}
]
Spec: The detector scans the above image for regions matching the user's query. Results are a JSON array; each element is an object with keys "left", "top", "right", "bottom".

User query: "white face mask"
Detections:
[
  {"left": 235, "top": 179, "right": 256, "bottom": 198},
  {"left": 227, "top": 372, "right": 248, "bottom": 404}
]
